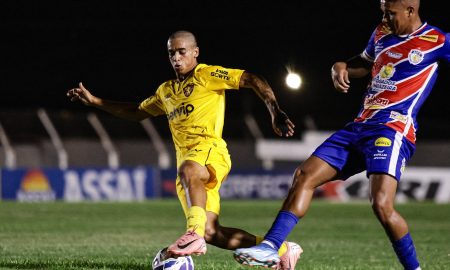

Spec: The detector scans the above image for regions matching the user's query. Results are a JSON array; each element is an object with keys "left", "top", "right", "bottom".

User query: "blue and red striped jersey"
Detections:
[{"left": 357, "top": 22, "right": 450, "bottom": 143}]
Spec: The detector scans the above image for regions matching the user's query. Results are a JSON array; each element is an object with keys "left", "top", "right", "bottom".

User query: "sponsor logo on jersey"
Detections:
[
  {"left": 364, "top": 95, "right": 389, "bottom": 108},
  {"left": 386, "top": 50, "right": 403, "bottom": 59},
  {"left": 372, "top": 63, "right": 397, "bottom": 92},
  {"left": 379, "top": 63, "right": 396, "bottom": 79},
  {"left": 167, "top": 103, "right": 195, "bottom": 120},
  {"left": 419, "top": 34, "right": 438, "bottom": 43},
  {"left": 375, "top": 137, "right": 392, "bottom": 147},
  {"left": 210, "top": 69, "right": 230, "bottom": 80},
  {"left": 389, "top": 111, "right": 408, "bottom": 123},
  {"left": 372, "top": 78, "right": 397, "bottom": 92},
  {"left": 408, "top": 49, "right": 424, "bottom": 65},
  {"left": 183, "top": 83, "right": 195, "bottom": 97}
]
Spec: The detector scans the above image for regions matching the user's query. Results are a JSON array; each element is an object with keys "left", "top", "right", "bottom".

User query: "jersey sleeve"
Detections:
[
  {"left": 198, "top": 65, "right": 245, "bottom": 91},
  {"left": 361, "top": 27, "right": 377, "bottom": 63},
  {"left": 138, "top": 87, "right": 165, "bottom": 116}
]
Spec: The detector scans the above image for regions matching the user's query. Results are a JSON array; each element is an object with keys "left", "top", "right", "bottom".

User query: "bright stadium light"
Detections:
[{"left": 285, "top": 72, "right": 302, "bottom": 90}]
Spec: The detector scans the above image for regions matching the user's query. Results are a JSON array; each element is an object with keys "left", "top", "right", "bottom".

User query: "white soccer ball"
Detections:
[{"left": 152, "top": 248, "right": 194, "bottom": 270}]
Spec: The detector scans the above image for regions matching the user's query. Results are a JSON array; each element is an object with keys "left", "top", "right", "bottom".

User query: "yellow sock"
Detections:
[
  {"left": 278, "top": 242, "right": 288, "bottom": 256},
  {"left": 255, "top": 235, "right": 264, "bottom": 245},
  {"left": 186, "top": 206, "right": 207, "bottom": 237},
  {"left": 255, "top": 235, "right": 287, "bottom": 256}
]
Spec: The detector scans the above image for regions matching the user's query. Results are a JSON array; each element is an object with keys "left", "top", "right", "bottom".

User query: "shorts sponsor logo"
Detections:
[
  {"left": 401, "top": 158, "right": 406, "bottom": 173},
  {"left": 373, "top": 152, "right": 388, "bottom": 160},
  {"left": 408, "top": 49, "right": 424, "bottom": 65},
  {"left": 375, "top": 137, "right": 392, "bottom": 147}
]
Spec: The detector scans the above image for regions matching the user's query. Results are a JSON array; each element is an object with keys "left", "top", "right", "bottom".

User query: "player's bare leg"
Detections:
[
  {"left": 234, "top": 156, "right": 337, "bottom": 268},
  {"left": 204, "top": 211, "right": 257, "bottom": 249},
  {"left": 369, "top": 174, "right": 409, "bottom": 239},
  {"left": 370, "top": 174, "right": 420, "bottom": 270},
  {"left": 168, "top": 161, "right": 210, "bottom": 256},
  {"left": 179, "top": 160, "right": 210, "bottom": 208},
  {"left": 282, "top": 156, "right": 338, "bottom": 216}
]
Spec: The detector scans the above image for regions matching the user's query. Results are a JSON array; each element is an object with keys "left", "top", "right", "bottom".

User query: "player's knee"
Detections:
[
  {"left": 371, "top": 197, "right": 394, "bottom": 221},
  {"left": 178, "top": 163, "right": 209, "bottom": 185},
  {"left": 291, "top": 166, "right": 313, "bottom": 189},
  {"left": 291, "top": 167, "right": 303, "bottom": 186}
]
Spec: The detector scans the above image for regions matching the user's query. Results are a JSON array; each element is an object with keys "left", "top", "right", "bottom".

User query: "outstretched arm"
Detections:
[
  {"left": 66, "top": 82, "right": 151, "bottom": 121},
  {"left": 239, "top": 72, "right": 295, "bottom": 137},
  {"left": 331, "top": 54, "right": 373, "bottom": 93}
]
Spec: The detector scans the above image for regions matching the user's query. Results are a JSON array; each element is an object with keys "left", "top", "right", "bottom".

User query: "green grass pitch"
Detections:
[{"left": 0, "top": 200, "right": 449, "bottom": 269}]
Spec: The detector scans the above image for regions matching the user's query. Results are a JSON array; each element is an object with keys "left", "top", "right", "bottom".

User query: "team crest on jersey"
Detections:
[
  {"left": 408, "top": 49, "right": 424, "bottom": 65},
  {"left": 183, "top": 83, "right": 195, "bottom": 97},
  {"left": 379, "top": 63, "right": 396, "bottom": 79}
]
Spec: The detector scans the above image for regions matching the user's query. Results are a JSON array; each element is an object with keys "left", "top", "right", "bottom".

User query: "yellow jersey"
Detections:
[{"left": 139, "top": 63, "right": 245, "bottom": 151}]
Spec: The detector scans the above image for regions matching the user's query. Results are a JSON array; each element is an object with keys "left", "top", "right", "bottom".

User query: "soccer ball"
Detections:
[{"left": 152, "top": 248, "right": 194, "bottom": 270}]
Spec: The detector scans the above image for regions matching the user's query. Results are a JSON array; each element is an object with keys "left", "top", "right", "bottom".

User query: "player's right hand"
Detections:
[
  {"left": 331, "top": 62, "right": 350, "bottom": 93},
  {"left": 66, "top": 82, "right": 96, "bottom": 106}
]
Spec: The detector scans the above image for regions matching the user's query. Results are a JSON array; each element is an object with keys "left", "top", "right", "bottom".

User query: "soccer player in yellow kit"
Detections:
[{"left": 67, "top": 30, "right": 301, "bottom": 269}]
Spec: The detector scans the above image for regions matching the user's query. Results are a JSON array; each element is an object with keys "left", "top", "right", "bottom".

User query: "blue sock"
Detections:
[
  {"left": 392, "top": 232, "right": 420, "bottom": 270},
  {"left": 262, "top": 210, "right": 299, "bottom": 250}
]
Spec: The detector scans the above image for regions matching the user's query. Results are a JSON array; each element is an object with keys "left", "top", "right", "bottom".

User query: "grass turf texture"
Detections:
[{"left": 0, "top": 200, "right": 449, "bottom": 270}]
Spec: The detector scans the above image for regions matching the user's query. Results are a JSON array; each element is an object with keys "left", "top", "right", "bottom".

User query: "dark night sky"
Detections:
[{"left": 2, "top": 0, "right": 449, "bottom": 140}]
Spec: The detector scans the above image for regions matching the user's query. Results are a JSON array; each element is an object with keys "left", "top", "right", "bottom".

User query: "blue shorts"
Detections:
[{"left": 312, "top": 122, "right": 415, "bottom": 181}]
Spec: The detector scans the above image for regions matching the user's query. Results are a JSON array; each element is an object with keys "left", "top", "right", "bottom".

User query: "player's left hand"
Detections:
[{"left": 273, "top": 110, "right": 295, "bottom": 137}]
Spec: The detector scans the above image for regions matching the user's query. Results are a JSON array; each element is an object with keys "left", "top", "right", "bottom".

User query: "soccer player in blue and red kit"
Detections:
[{"left": 234, "top": 0, "right": 450, "bottom": 269}]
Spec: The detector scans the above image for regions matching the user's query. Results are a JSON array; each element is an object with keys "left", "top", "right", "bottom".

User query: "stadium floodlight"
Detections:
[{"left": 285, "top": 72, "right": 302, "bottom": 90}]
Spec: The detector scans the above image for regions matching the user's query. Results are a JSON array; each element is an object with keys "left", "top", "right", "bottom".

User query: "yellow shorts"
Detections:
[{"left": 175, "top": 140, "right": 231, "bottom": 217}]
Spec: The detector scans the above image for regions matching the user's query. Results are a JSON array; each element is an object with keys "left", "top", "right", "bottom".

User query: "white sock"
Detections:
[{"left": 261, "top": 240, "right": 276, "bottom": 249}]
